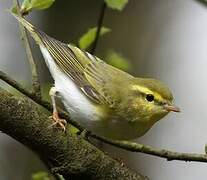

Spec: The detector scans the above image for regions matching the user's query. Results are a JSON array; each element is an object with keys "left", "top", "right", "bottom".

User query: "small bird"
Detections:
[{"left": 12, "top": 13, "right": 180, "bottom": 140}]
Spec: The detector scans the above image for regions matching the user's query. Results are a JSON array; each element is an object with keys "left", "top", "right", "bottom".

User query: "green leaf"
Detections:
[
  {"left": 31, "top": 171, "right": 50, "bottom": 180},
  {"left": 105, "top": 50, "right": 131, "bottom": 71},
  {"left": 79, "top": 27, "right": 111, "bottom": 50},
  {"left": 104, "top": 0, "right": 129, "bottom": 11},
  {"left": 21, "top": 0, "right": 30, "bottom": 11},
  {"left": 21, "top": 0, "right": 55, "bottom": 13},
  {"left": 30, "top": 0, "right": 55, "bottom": 9},
  {"left": 11, "top": 5, "right": 18, "bottom": 14}
]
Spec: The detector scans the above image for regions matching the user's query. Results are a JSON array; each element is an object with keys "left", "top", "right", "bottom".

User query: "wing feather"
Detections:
[{"left": 39, "top": 32, "right": 108, "bottom": 104}]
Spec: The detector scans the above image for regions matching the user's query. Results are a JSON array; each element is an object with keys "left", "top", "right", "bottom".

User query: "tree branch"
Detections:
[
  {"left": 1, "top": 70, "right": 207, "bottom": 164},
  {"left": 0, "top": 70, "right": 83, "bottom": 131},
  {"left": 91, "top": 135, "right": 207, "bottom": 162},
  {"left": 0, "top": 88, "right": 145, "bottom": 180},
  {"left": 0, "top": 70, "right": 50, "bottom": 109},
  {"left": 15, "top": 0, "right": 41, "bottom": 97},
  {"left": 91, "top": 2, "right": 107, "bottom": 55}
]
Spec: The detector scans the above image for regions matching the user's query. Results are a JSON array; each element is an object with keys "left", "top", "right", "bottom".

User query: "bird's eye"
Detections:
[{"left": 146, "top": 94, "right": 154, "bottom": 102}]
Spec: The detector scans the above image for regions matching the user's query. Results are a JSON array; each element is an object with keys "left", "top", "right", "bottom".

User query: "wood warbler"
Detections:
[{"left": 12, "top": 13, "right": 180, "bottom": 140}]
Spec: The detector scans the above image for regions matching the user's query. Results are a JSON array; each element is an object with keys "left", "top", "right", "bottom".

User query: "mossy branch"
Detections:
[{"left": 0, "top": 88, "right": 145, "bottom": 180}]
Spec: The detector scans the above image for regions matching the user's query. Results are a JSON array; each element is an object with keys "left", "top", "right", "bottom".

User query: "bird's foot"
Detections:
[{"left": 49, "top": 111, "right": 67, "bottom": 132}]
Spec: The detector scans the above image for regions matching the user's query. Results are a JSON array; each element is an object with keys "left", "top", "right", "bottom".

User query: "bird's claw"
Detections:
[{"left": 49, "top": 111, "right": 67, "bottom": 132}]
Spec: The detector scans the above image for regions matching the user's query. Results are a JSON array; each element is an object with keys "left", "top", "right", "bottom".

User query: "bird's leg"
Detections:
[{"left": 49, "top": 87, "right": 67, "bottom": 131}]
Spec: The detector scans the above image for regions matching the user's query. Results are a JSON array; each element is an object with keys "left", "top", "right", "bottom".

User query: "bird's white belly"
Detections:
[{"left": 40, "top": 46, "right": 101, "bottom": 122}]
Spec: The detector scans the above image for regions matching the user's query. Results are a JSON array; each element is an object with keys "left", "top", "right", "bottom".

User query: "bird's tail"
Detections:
[{"left": 11, "top": 12, "right": 42, "bottom": 44}]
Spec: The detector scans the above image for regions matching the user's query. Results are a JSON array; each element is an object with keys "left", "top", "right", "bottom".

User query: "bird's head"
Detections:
[{"left": 128, "top": 78, "right": 180, "bottom": 125}]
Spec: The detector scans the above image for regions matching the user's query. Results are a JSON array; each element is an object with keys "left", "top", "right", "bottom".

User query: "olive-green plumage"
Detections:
[{"left": 11, "top": 13, "right": 179, "bottom": 140}]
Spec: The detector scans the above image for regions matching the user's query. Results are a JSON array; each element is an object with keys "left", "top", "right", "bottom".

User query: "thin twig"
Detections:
[
  {"left": 90, "top": 134, "right": 207, "bottom": 163},
  {"left": 1, "top": 70, "right": 207, "bottom": 163},
  {"left": 15, "top": 0, "right": 41, "bottom": 97},
  {"left": 91, "top": 2, "right": 107, "bottom": 54},
  {"left": 0, "top": 71, "right": 48, "bottom": 108}
]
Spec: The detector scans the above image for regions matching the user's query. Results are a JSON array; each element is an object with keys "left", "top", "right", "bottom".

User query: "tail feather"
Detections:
[{"left": 11, "top": 12, "right": 42, "bottom": 44}]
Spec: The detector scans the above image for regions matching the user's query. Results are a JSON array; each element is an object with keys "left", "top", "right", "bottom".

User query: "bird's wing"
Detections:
[
  {"left": 11, "top": 13, "right": 129, "bottom": 106},
  {"left": 39, "top": 32, "right": 115, "bottom": 105}
]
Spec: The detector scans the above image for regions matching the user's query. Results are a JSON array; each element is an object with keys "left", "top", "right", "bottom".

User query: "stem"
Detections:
[
  {"left": 91, "top": 2, "right": 107, "bottom": 54},
  {"left": 91, "top": 135, "right": 207, "bottom": 163},
  {"left": 15, "top": 0, "right": 41, "bottom": 97}
]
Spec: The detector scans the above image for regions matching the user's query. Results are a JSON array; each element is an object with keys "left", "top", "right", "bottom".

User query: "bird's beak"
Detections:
[{"left": 164, "top": 104, "right": 180, "bottom": 112}]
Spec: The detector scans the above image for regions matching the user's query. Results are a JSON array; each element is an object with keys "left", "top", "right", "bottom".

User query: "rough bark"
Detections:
[{"left": 0, "top": 88, "right": 146, "bottom": 180}]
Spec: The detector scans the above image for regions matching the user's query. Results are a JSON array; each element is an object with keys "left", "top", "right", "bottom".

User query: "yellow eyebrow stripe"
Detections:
[{"left": 131, "top": 85, "right": 164, "bottom": 101}]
